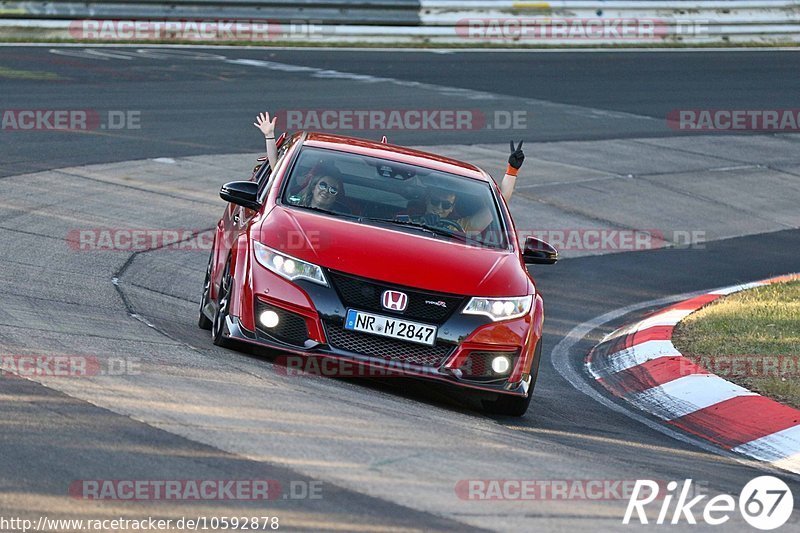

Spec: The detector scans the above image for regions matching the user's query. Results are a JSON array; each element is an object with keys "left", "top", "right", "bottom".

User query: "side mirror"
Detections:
[
  {"left": 523, "top": 237, "right": 558, "bottom": 265},
  {"left": 220, "top": 181, "right": 261, "bottom": 210}
]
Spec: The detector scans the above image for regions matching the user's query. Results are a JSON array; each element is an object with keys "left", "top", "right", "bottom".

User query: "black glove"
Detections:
[
  {"left": 508, "top": 140, "right": 525, "bottom": 169},
  {"left": 421, "top": 212, "right": 441, "bottom": 226}
]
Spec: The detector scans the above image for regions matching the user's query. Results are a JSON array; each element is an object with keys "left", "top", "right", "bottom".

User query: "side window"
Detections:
[{"left": 253, "top": 161, "right": 271, "bottom": 185}]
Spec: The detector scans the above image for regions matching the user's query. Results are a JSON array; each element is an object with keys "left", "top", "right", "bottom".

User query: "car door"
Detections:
[
  {"left": 211, "top": 158, "right": 273, "bottom": 298},
  {"left": 212, "top": 135, "right": 297, "bottom": 295}
]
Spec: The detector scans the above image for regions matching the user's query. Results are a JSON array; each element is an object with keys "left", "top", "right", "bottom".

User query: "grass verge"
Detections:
[{"left": 673, "top": 279, "right": 800, "bottom": 408}]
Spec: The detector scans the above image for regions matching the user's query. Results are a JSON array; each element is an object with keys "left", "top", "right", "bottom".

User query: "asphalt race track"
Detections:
[{"left": 1, "top": 46, "right": 799, "bottom": 531}]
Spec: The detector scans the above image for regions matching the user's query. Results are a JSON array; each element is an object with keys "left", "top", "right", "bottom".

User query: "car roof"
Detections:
[{"left": 299, "top": 132, "right": 493, "bottom": 183}]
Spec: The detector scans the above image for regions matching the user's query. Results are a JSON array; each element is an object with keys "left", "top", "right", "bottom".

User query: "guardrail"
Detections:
[
  {"left": 1, "top": 1, "right": 800, "bottom": 44},
  {"left": 0, "top": 0, "right": 422, "bottom": 25}
]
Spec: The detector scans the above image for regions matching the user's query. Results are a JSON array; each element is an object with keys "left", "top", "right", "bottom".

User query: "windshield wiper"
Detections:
[{"left": 359, "top": 216, "right": 467, "bottom": 242}]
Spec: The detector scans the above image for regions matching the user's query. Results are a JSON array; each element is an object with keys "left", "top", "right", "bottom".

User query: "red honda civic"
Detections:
[{"left": 198, "top": 132, "right": 557, "bottom": 416}]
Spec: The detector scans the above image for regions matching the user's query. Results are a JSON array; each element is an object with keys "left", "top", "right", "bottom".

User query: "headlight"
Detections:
[
  {"left": 462, "top": 295, "right": 532, "bottom": 321},
  {"left": 253, "top": 241, "right": 328, "bottom": 286}
]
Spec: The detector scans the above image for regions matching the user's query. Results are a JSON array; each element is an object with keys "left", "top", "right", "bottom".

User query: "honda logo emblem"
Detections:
[{"left": 382, "top": 290, "right": 408, "bottom": 311}]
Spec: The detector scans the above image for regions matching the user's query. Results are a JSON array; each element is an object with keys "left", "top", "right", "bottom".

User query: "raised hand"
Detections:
[
  {"left": 508, "top": 140, "right": 525, "bottom": 169},
  {"left": 254, "top": 111, "right": 277, "bottom": 138}
]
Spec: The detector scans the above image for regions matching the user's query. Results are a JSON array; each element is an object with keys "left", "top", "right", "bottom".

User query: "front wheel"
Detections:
[
  {"left": 212, "top": 258, "right": 235, "bottom": 348},
  {"left": 481, "top": 389, "right": 533, "bottom": 417},
  {"left": 198, "top": 252, "right": 213, "bottom": 330}
]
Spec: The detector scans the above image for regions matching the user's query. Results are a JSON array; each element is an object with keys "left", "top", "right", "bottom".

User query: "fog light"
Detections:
[
  {"left": 491, "top": 355, "right": 511, "bottom": 374},
  {"left": 259, "top": 310, "right": 280, "bottom": 328}
]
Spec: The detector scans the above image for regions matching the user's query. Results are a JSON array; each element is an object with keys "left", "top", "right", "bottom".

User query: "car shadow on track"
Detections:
[{"left": 223, "top": 339, "right": 515, "bottom": 419}]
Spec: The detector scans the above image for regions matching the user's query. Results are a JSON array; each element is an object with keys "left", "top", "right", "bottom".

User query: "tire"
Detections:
[
  {"left": 482, "top": 388, "right": 533, "bottom": 417},
  {"left": 211, "top": 258, "right": 235, "bottom": 348},
  {"left": 481, "top": 340, "right": 542, "bottom": 417},
  {"left": 198, "top": 252, "right": 214, "bottom": 330}
]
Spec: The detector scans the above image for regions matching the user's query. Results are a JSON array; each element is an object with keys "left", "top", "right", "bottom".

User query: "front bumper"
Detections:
[
  {"left": 226, "top": 264, "right": 543, "bottom": 398},
  {"left": 225, "top": 315, "right": 533, "bottom": 397}
]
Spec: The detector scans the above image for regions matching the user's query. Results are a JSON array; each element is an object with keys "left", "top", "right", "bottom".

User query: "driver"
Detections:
[
  {"left": 424, "top": 188, "right": 457, "bottom": 221},
  {"left": 418, "top": 141, "right": 526, "bottom": 233},
  {"left": 417, "top": 187, "right": 487, "bottom": 234}
]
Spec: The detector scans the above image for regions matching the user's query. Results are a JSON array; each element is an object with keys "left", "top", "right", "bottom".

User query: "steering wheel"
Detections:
[
  {"left": 410, "top": 215, "right": 464, "bottom": 233},
  {"left": 436, "top": 218, "right": 464, "bottom": 233}
]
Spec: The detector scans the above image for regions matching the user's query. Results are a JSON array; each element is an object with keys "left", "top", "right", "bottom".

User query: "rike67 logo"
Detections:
[{"left": 624, "top": 477, "right": 794, "bottom": 530}]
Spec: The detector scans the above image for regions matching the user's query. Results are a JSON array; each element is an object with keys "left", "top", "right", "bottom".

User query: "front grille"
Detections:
[
  {"left": 327, "top": 271, "right": 465, "bottom": 323},
  {"left": 255, "top": 300, "right": 309, "bottom": 347},
  {"left": 324, "top": 321, "right": 455, "bottom": 368},
  {"left": 460, "top": 350, "right": 519, "bottom": 380}
]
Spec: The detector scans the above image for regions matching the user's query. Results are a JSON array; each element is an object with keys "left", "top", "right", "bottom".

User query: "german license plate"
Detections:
[{"left": 344, "top": 309, "right": 437, "bottom": 346}]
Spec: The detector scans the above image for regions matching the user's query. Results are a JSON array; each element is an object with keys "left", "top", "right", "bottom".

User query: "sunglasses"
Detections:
[
  {"left": 429, "top": 198, "right": 454, "bottom": 210},
  {"left": 317, "top": 180, "right": 338, "bottom": 195}
]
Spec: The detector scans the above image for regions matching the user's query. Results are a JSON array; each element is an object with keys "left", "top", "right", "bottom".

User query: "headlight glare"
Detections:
[
  {"left": 492, "top": 301, "right": 504, "bottom": 315},
  {"left": 253, "top": 241, "right": 327, "bottom": 286},
  {"left": 463, "top": 295, "right": 532, "bottom": 321}
]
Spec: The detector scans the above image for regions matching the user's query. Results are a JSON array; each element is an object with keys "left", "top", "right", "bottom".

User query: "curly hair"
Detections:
[{"left": 300, "top": 163, "right": 344, "bottom": 207}]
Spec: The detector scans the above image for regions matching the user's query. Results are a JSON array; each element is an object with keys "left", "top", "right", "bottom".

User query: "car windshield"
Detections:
[{"left": 281, "top": 146, "right": 509, "bottom": 249}]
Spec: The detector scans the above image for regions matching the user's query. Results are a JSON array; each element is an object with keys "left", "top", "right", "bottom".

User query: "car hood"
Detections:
[{"left": 256, "top": 206, "right": 530, "bottom": 297}]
